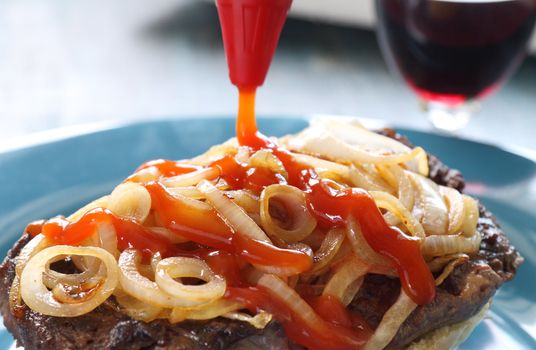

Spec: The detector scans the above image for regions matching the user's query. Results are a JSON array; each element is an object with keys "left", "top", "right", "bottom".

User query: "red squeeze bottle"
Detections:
[{"left": 216, "top": 0, "right": 292, "bottom": 89}]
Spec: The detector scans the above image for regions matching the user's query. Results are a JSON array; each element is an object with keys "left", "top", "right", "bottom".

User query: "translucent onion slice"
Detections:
[
  {"left": 155, "top": 256, "right": 226, "bottom": 304},
  {"left": 114, "top": 288, "right": 163, "bottom": 322},
  {"left": 225, "top": 190, "right": 260, "bottom": 214},
  {"left": 197, "top": 180, "right": 271, "bottom": 243},
  {"left": 234, "top": 146, "right": 252, "bottom": 164},
  {"left": 188, "top": 140, "right": 238, "bottom": 166},
  {"left": 440, "top": 186, "right": 465, "bottom": 235},
  {"left": 380, "top": 165, "right": 415, "bottom": 226},
  {"left": 340, "top": 278, "right": 365, "bottom": 307},
  {"left": 67, "top": 195, "right": 109, "bottom": 222},
  {"left": 97, "top": 222, "right": 119, "bottom": 257},
  {"left": 393, "top": 166, "right": 415, "bottom": 211},
  {"left": 73, "top": 222, "right": 118, "bottom": 271},
  {"left": 297, "top": 134, "right": 428, "bottom": 170},
  {"left": 257, "top": 273, "right": 366, "bottom": 348},
  {"left": 260, "top": 184, "right": 317, "bottom": 243},
  {"left": 346, "top": 217, "right": 391, "bottom": 268},
  {"left": 169, "top": 299, "right": 243, "bottom": 323},
  {"left": 118, "top": 249, "right": 214, "bottom": 308},
  {"left": 163, "top": 167, "right": 219, "bottom": 188},
  {"left": 167, "top": 183, "right": 229, "bottom": 200},
  {"left": 15, "top": 234, "right": 50, "bottom": 276},
  {"left": 349, "top": 164, "right": 391, "bottom": 192},
  {"left": 322, "top": 257, "right": 368, "bottom": 306},
  {"left": 20, "top": 245, "right": 118, "bottom": 317},
  {"left": 461, "top": 195, "right": 479, "bottom": 237},
  {"left": 422, "top": 233, "right": 482, "bottom": 257},
  {"left": 257, "top": 274, "right": 329, "bottom": 328},
  {"left": 52, "top": 276, "right": 105, "bottom": 304},
  {"left": 434, "top": 255, "right": 470, "bottom": 286},
  {"left": 409, "top": 173, "right": 449, "bottom": 236},
  {"left": 43, "top": 255, "right": 103, "bottom": 290},
  {"left": 290, "top": 153, "right": 351, "bottom": 183},
  {"left": 306, "top": 228, "right": 345, "bottom": 275},
  {"left": 248, "top": 149, "right": 288, "bottom": 178},
  {"left": 284, "top": 119, "right": 429, "bottom": 175},
  {"left": 369, "top": 191, "right": 425, "bottom": 239},
  {"left": 167, "top": 186, "right": 204, "bottom": 199},
  {"left": 107, "top": 182, "right": 151, "bottom": 223},
  {"left": 128, "top": 166, "right": 160, "bottom": 183},
  {"left": 364, "top": 291, "right": 417, "bottom": 350},
  {"left": 427, "top": 253, "right": 469, "bottom": 273},
  {"left": 223, "top": 311, "right": 273, "bottom": 329},
  {"left": 147, "top": 227, "right": 189, "bottom": 244}
]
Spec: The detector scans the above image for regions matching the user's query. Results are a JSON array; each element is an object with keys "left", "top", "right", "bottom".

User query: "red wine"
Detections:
[{"left": 377, "top": 0, "right": 536, "bottom": 105}]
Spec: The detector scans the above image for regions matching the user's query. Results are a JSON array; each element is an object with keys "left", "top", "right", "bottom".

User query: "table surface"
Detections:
[{"left": 0, "top": 0, "right": 535, "bottom": 150}]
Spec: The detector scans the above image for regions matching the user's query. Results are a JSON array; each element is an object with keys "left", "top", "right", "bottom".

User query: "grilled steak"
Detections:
[{"left": 0, "top": 130, "right": 523, "bottom": 349}]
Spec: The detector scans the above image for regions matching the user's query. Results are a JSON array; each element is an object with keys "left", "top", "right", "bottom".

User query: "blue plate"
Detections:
[{"left": 0, "top": 117, "right": 534, "bottom": 349}]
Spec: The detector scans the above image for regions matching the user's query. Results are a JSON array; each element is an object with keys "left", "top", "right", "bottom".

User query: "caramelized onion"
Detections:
[
  {"left": 297, "top": 133, "right": 428, "bottom": 170},
  {"left": 108, "top": 182, "right": 151, "bottom": 223},
  {"left": 97, "top": 222, "right": 119, "bottom": 257},
  {"left": 20, "top": 246, "right": 118, "bottom": 317},
  {"left": 223, "top": 311, "right": 273, "bottom": 329},
  {"left": 349, "top": 164, "right": 391, "bottom": 192},
  {"left": 163, "top": 167, "right": 219, "bottom": 188},
  {"left": 369, "top": 191, "right": 425, "bottom": 239},
  {"left": 409, "top": 173, "right": 448, "bottom": 236},
  {"left": 434, "top": 255, "right": 470, "bottom": 286},
  {"left": 167, "top": 186, "right": 204, "bottom": 199},
  {"left": 422, "top": 233, "right": 482, "bottom": 257},
  {"left": 225, "top": 190, "right": 260, "bottom": 214},
  {"left": 68, "top": 195, "right": 110, "bottom": 222},
  {"left": 170, "top": 299, "right": 242, "bottom": 323},
  {"left": 364, "top": 291, "right": 417, "bottom": 350},
  {"left": 306, "top": 228, "right": 345, "bottom": 275},
  {"left": 118, "top": 249, "right": 215, "bottom": 308},
  {"left": 427, "top": 253, "right": 469, "bottom": 273},
  {"left": 155, "top": 256, "right": 226, "bottom": 304},
  {"left": 15, "top": 234, "right": 50, "bottom": 276},
  {"left": 285, "top": 120, "right": 428, "bottom": 175},
  {"left": 198, "top": 180, "right": 271, "bottom": 243},
  {"left": 258, "top": 273, "right": 366, "bottom": 349},
  {"left": 114, "top": 288, "right": 163, "bottom": 322},
  {"left": 346, "top": 217, "right": 392, "bottom": 269},
  {"left": 248, "top": 149, "right": 287, "bottom": 178},
  {"left": 323, "top": 257, "right": 368, "bottom": 306},
  {"left": 260, "top": 184, "right": 317, "bottom": 243},
  {"left": 147, "top": 227, "right": 189, "bottom": 244},
  {"left": 461, "top": 195, "right": 479, "bottom": 237},
  {"left": 391, "top": 166, "right": 415, "bottom": 211},
  {"left": 440, "top": 186, "right": 465, "bottom": 235},
  {"left": 43, "top": 255, "right": 103, "bottom": 290}
]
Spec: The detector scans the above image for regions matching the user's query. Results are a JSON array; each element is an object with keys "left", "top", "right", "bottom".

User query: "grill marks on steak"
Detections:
[{"left": 0, "top": 129, "right": 523, "bottom": 349}]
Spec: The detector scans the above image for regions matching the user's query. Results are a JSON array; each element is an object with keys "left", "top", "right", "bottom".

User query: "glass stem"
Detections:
[{"left": 421, "top": 99, "right": 480, "bottom": 134}]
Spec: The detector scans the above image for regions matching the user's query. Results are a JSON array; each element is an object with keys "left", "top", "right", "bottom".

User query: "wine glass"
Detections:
[{"left": 376, "top": 0, "right": 536, "bottom": 133}]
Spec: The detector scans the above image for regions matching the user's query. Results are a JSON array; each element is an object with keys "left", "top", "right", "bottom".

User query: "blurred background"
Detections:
[{"left": 0, "top": 0, "right": 535, "bottom": 149}]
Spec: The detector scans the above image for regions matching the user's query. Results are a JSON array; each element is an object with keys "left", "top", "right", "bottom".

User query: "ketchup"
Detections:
[
  {"left": 36, "top": 2, "right": 437, "bottom": 349},
  {"left": 41, "top": 208, "right": 176, "bottom": 258}
]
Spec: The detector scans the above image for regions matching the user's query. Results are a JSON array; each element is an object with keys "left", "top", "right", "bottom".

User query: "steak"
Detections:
[{"left": 0, "top": 130, "right": 523, "bottom": 349}]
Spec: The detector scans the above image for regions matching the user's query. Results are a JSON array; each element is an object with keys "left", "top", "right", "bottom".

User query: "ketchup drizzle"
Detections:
[{"left": 35, "top": 2, "right": 439, "bottom": 347}]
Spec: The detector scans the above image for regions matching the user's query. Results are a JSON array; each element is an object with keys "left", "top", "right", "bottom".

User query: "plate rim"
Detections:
[{"left": 1, "top": 115, "right": 535, "bottom": 164}]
